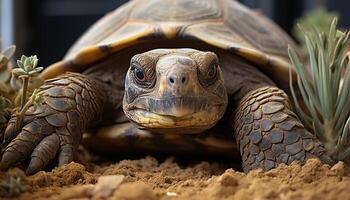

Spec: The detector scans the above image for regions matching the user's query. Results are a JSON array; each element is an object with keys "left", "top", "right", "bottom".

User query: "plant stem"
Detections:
[
  {"left": 20, "top": 77, "right": 28, "bottom": 110},
  {"left": 18, "top": 98, "right": 34, "bottom": 117},
  {"left": 15, "top": 76, "right": 30, "bottom": 134},
  {"left": 324, "top": 119, "right": 336, "bottom": 151},
  {"left": 14, "top": 97, "right": 34, "bottom": 134},
  {"left": 14, "top": 112, "right": 23, "bottom": 135}
]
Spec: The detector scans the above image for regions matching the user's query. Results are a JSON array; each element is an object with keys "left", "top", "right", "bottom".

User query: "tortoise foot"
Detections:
[
  {"left": 0, "top": 73, "right": 108, "bottom": 175},
  {"left": 234, "top": 86, "right": 332, "bottom": 172}
]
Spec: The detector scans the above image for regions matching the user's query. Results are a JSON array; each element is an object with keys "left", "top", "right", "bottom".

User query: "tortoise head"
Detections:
[{"left": 122, "top": 49, "right": 228, "bottom": 134}]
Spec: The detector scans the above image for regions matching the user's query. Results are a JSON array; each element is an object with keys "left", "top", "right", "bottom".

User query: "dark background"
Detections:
[{"left": 5, "top": 0, "right": 350, "bottom": 66}]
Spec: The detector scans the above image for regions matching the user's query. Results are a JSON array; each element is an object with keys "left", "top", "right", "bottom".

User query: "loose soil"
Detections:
[{"left": 0, "top": 153, "right": 350, "bottom": 200}]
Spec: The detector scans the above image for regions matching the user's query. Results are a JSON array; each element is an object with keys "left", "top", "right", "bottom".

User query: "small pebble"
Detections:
[
  {"left": 331, "top": 161, "right": 345, "bottom": 176},
  {"left": 166, "top": 192, "right": 178, "bottom": 196},
  {"left": 91, "top": 175, "right": 124, "bottom": 198}
]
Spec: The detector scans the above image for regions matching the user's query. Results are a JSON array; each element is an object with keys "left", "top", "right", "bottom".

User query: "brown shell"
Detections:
[{"left": 41, "top": 0, "right": 299, "bottom": 85}]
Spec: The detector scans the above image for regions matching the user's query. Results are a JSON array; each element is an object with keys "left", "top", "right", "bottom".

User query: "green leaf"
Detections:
[
  {"left": 23, "top": 56, "right": 30, "bottom": 68},
  {"left": 20, "top": 55, "right": 26, "bottom": 63},
  {"left": 16, "top": 60, "right": 24, "bottom": 70},
  {"left": 34, "top": 67, "right": 43, "bottom": 73},
  {"left": 0, "top": 96, "right": 11, "bottom": 108},
  {"left": 28, "top": 71, "right": 39, "bottom": 76},
  {"left": 292, "top": 7, "right": 340, "bottom": 53},
  {"left": 11, "top": 68, "right": 26, "bottom": 77},
  {"left": 289, "top": 17, "right": 350, "bottom": 161},
  {"left": 33, "top": 59, "right": 38, "bottom": 68},
  {"left": 1, "top": 45, "right": 16, "bottom": 59},
  {"left": 336, "top": 30, "right": 345, "bottom": 38},
  {"left": 0, "top": 54, "right": 4, "bottom": 62},
  {"left": 15, "top": 55, "right": 42, "bottom": 77},
  {"left": 24, "top": 64, "right": 31, "bottom": 72}
]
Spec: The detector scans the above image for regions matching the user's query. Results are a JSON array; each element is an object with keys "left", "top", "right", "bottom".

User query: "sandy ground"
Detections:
[{"left": 0, "top": 153, "right": 350, "bottom": 200}]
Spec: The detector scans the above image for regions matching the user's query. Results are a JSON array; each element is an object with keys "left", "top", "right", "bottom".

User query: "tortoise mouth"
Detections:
[{"left": 126, "top": 104, "right": 225, "bottom": 134}]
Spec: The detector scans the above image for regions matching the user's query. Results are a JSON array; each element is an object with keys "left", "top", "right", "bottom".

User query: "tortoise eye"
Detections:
[
  {"left": 131, "top": 62, "right": 154, "bottom": 87},
  {"left": 206, "top": 63, "right": 217, "bottom": 80},
  {"left": 199, "top": 62, "right": 218, "bottom": 86},
  {"left": 134, "top": 67, "right": 146, "bottom": 82}
]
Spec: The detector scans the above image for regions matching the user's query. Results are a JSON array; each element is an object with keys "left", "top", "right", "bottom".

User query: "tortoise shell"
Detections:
[{"left": 41, "top": 0, "right": 299, "bottom": 88}]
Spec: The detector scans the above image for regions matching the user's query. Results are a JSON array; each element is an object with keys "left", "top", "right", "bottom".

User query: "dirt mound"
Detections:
[{"left": 0, "top": 157, "right": 349, "bottom": 200}]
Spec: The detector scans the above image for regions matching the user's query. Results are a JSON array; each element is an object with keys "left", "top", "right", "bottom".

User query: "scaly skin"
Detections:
[
  {"left": 0, "top": 49, "right": 333, "bottom": 175},
  {"left": 0, "top": 72, "right": 113, "bottom": 175},
  {"left": 234, "top": 86, "right": 331, "bottom": 172}
]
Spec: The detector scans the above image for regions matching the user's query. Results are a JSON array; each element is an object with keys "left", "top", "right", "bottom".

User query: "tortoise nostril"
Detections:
[{"left": 167, "top": 74, "right": 188, "bottom": 86}]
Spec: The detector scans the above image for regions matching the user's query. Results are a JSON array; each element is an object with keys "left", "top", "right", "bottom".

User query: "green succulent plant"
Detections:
[
  {"left": 0, "top": 45, "right": 17, "bottom": 134},
  {"left": 0, "top": 45, "right": 16, "bottom": 96},
  {"left": 0, "top": 45, "right": 16, "bottom": 68},
  {"left": 289, "top": 18, "right": 350, "bottom": 161},
  {"left": 0, "top": 96, "right": 11, "bottom": 124},
  {"left": 11, "top": 55, "right": 43, "bottom": 110},
  {"left": 20, "top": 89, "right": 45, "bottom": 116},
  {"left": 0, "top": 44, "right": 45, "bottom": 136},
  {"left": 13, "top": 55, "right": 43, "bottom": 78},
  {"left": 0, "top": 169, "right": 30, "bottom": 197},
  {"left": 11, "top": 55, "right": 44, "bottom": 133}
]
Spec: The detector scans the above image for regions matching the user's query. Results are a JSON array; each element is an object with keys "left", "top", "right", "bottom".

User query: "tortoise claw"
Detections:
[
  {"left": 0, "top": 151, "right": 19, "bottom": 171},
  {"left": 0, "top": 110, "right": 76, "bottom": 174},
  {"left": 26, "top": 134, "right": 60, "bottom": 175},
  {"left": 58, "top": 144, "right": 74, "bottom": 167},
  {"left": 0, "top": 120, "right": 48, "bottom": 171},
  {"left": 0, "top": 73, "right": 108, "bottom": 174},
  {"left": 2, "top": 116, "right": 20, "bottom": 147}
]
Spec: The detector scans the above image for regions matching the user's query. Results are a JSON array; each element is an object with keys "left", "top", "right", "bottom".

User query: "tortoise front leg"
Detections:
[
  {"left": 234, "top": 86, "right": 331, "bottom": 172},
  {"left": 0, "top": 72, "right": 118, "bottom": 174}
]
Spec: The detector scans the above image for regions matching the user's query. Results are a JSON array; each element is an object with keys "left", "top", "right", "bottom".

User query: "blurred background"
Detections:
[{"left": 0, "top": 0, "right": 349, "bottom": 67}]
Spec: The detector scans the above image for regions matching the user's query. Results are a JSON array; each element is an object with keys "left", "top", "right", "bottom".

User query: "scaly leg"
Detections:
[
  {"left": 0, "top": 72, "right": 118, "bottom": 174},
  {"left": 234, "top": 86, "right": 332, "bottom": 172}
]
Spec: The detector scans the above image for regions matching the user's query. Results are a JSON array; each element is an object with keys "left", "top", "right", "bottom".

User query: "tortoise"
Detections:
[{"left": 0, "top": 0, "right": 331, "bottom": 175}]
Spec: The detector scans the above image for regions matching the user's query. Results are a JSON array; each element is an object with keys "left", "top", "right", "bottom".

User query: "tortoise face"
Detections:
[{"left": 122, "top": 49, "right": 228, "bottom": 134}]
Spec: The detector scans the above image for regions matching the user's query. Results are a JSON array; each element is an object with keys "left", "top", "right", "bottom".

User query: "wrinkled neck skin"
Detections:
[{"left": 122, "top": 48, "right": 228, "bottom": 134}]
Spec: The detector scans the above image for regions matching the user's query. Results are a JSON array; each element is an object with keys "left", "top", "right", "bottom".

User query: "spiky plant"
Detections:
[
  {"left": 289, "top": 18, "right": 350, "bottom": 161},
  {"left": 292, "top": 7, "right": 339, "bottom": 53}
]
